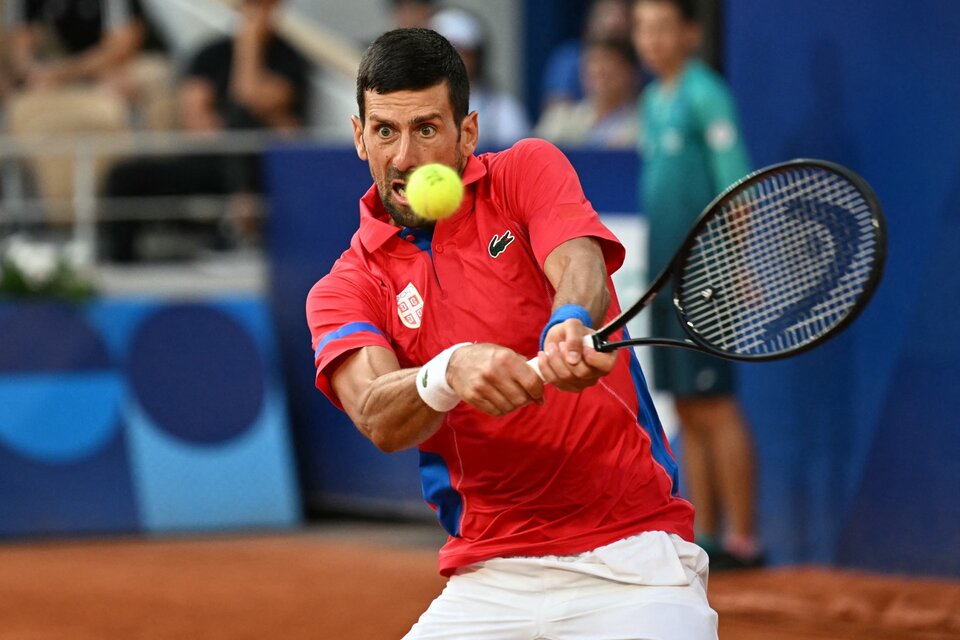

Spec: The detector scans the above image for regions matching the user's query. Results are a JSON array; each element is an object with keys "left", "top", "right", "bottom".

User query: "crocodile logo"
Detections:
[{"left": 488, "top": 230, "right": 515, "bottom": 258}]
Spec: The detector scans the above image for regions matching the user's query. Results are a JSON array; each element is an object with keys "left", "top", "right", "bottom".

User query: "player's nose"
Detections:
[{"left": 392, "top": 133, "right": 422, "bottom": 174}]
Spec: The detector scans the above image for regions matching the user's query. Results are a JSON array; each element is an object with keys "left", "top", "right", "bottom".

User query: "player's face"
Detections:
[
  {"left": 631, "top": 1, "right": 699, "bottom": 78},
  {"left": 352, "top": 82, "right": 478, "bottom": 228}
]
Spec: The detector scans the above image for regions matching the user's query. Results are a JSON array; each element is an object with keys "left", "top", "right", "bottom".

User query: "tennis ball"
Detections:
[{"left": 406, "top": 163, "right": 464, "bottom": 221}]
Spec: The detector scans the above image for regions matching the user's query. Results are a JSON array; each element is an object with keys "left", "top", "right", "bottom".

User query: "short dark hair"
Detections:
[
  {"left": 633, "top": 0, "right": 697, "bottom": 22},
  {"left": 356, "top": 28, "right": 470, "bottom": 125}
]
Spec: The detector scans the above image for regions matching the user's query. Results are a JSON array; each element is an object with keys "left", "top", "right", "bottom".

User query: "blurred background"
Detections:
[{"left": 0, "top": 0, "right": 958, "bottom": 625}]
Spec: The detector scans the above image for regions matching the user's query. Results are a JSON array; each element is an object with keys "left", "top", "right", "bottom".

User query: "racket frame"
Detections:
[{"left": 589, "top": 159, "right": 887, "bottom": 361}]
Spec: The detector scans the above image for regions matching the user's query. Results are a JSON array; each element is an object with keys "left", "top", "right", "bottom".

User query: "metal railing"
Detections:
[{"left": 0, "top": 128, "right": 341, "bottom": 265}]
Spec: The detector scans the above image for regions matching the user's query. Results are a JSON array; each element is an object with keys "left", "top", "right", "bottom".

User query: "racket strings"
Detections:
[
  {"left": 690, "top": 178, "right": 844, "bottom": 331},
  {"left": 701, "top": 187, "right": 872, "bottom": 352},
  {"left": 677, "top": 167, "right": 880, "bottom": 356},
  {"left": 703, "top": 175, "right": 875, "bottom": 352}
]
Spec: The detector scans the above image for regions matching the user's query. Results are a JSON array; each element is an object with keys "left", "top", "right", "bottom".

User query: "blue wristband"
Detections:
[{"left": 539, "top": 304, "right": 593, "bottom": 350}]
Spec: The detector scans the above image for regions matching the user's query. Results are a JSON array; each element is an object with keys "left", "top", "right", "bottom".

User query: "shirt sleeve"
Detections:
[
  {"left": 498, "top": 138, "right": 626, "bottom": 276},
  {"left": 691, "top": 78, "right": 752, "bottom": 194},
  {"left": 306, "top": 264, "right": 394, "bottom": 409}
]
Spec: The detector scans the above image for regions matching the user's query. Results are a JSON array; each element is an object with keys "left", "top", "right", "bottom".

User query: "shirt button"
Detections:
[
  {"left": 435, "top": 245, "right": 444, "bottom": 253},
  {"left": 405, "top": 234, "right": 415, "bottom": 242}
]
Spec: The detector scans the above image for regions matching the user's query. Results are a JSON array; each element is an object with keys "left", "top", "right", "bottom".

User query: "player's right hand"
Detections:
[
  {"left": 446, "top": 343, "right": 545, "bottom": 417},
  {"left": 536, "top": 319, "right": 616, "bottom": 392}
]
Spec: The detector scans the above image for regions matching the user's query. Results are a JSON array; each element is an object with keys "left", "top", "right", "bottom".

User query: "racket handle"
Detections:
[{"left": 526, "top": 334, "right": 596, "bottom": 380}]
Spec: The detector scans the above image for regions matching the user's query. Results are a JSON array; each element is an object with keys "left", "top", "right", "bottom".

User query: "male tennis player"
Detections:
[{"left": 307, "top": 28, "right": 717, "bottom": 639}]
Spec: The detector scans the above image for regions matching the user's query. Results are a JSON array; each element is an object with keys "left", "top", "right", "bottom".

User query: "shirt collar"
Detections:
[{"left": 357, "top": 154, "right": 488, "bottom": 253}]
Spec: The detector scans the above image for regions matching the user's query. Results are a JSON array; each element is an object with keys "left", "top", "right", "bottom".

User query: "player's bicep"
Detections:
[
  {"left": 330, "top": 345, "right": 401, "bottom": 428},
  {"left": 541, "top": 237, "right": 611, "bottom": 335}
]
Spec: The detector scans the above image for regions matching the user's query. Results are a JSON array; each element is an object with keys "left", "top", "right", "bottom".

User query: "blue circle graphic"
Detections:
[
  {"left": 127, "top": 305, "right": 265, "bottom": 445},
  {"left": 0, "top": 304, "right": 121, "bottom": 463},
  {"left": 0, "top": 304, "right": 111, "bottom": 372}
]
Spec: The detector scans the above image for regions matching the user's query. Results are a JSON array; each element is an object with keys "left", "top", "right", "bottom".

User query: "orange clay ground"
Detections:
[{"left": 0, "top": 522, "right": 957, "bottom": 640}]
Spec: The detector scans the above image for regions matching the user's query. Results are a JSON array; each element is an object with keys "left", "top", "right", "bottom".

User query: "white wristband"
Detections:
[{"left": 416, "top": 343, "right": 472, "bottom": 412}]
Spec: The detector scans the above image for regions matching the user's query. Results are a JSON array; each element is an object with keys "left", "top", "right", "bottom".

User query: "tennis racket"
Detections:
[{"left": 531, "top": 158, "right": 886, "bottom": 371}]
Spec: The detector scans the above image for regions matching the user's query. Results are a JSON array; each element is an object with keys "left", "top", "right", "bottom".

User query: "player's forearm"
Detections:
[
  {"left": 546, "top": 238, "right": 610, "bottom": 325},
  {"left": 352, "top": 369, "right": 444, "bottom": 453},
  {"left": 332, "top": 346, "right": 446, "bottom": 452},
  {"left": 536, "top": 238, "right": 617, "bottom": 390}
]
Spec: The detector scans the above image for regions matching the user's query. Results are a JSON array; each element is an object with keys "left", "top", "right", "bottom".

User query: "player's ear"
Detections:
[
  {"left": 459, "top": 111, "right": 479, "bottom": 157},
  {"left": 352, "top": 115, "right": 368, "bottom": 161}
]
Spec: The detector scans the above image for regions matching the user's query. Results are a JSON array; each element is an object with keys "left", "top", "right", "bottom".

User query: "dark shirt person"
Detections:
[{"left": 101, "top": 0, "right": 311, "bottom": 262}]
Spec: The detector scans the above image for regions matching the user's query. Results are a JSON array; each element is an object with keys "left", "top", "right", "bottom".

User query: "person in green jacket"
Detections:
[{"left": 632, "top": 0, "right": 762, "bottom": 569}]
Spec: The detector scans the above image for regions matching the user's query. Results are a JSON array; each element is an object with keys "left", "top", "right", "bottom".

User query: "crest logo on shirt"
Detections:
[
  {"left": 488, "top": 230, "right": 515, "bottom": 258},
  {"left": 397, "top": 282, "right": 424, "bottom": 329}
]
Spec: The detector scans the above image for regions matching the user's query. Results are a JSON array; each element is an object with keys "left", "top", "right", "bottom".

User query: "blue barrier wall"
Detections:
[
  {"left": 0, "top": 298, "right": 300, "bottom": 537},
  {"left": 726, "top": 0, "right": 960, "bottom": 575}
]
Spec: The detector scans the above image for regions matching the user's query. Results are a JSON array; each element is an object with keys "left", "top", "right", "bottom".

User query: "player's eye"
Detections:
[
  {"left": 376, "top": 125, "right": 393, "bottom": 138},
  {"left": 419, "top": 125, "right": 437, "bottom": 137}
]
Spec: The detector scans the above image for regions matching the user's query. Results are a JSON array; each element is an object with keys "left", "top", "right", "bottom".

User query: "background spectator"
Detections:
[
  {"left": 388, "top": 0, "right": 435, "bottom": 30},
  {"left": 3, "top": 0, "right": 174, "bottom": 228},
  {"left": 632, "top": 0, "right": 761, "bottom": 570},
  {"left": 540, "top": 0, "right": 631, "bottom": 112},
  {"left": 100, "top": 0, "right": 311, "bottom": 263},
  {"left": 429, "top": 6, "right": 529, "bottom": 150},
  {"left": 535, "top": 36, "right": 639, "bottom": 148},
  {"left": 6, "top": 0, "right": 174, "bottom": 130}
]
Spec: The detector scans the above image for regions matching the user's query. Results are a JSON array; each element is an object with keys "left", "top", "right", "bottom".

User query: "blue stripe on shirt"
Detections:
[
  {"left": 400, "top": 226, "right": 434, "bottom": 256},
  {"left": 622, "top": 327, "right": 682, "bottom": 496},
  {"left": 419, "top": 451, "right": 463, "bottom": 537},
  {"left": 316, "top": 322, "right": 384, "bottom": 359}
]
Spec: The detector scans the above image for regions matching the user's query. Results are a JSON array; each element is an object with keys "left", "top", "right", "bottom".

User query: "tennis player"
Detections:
[{"left": 307, "top": 28, "right": 717, "bottom": 639}]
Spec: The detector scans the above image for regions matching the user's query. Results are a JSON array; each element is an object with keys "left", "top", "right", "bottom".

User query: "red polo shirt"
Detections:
[{"left": 307, "top": 139, "right": 693, "bottom": 575}]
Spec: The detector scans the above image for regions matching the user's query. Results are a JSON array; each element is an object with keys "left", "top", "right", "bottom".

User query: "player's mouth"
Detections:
[{"left": 391, "top": 180, "right": 409, "bottom": 207}]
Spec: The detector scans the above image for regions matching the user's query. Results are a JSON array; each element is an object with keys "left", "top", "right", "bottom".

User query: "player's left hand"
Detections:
[{"left": 536, "top": 319, "right": 616, "bottom": 392}]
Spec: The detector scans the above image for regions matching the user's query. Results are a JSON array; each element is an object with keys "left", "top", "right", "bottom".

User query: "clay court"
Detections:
[{"left": 2, "top": 521, "right": 958, "bottom": 640}]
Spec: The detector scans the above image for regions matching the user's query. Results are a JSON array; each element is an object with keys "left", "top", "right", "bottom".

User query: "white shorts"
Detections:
[{"left": 403, "top": 531, "right": 718, "bottom": 640}]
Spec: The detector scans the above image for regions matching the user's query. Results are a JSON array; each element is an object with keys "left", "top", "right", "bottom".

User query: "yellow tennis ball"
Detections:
[{"left": 406, "top": 163, "right": 464, "bottom": 221}]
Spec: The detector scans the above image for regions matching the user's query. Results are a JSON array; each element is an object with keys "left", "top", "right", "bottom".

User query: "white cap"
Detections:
[{"left": 429, "top": 8, "right": 483, "bottom": 50}]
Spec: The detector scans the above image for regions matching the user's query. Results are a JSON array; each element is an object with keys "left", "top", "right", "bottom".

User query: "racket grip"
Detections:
[{"left": 526, "top": 334, "right": 596, "bottom": 380}]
